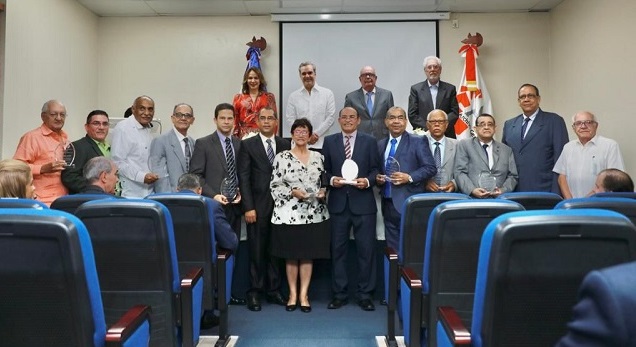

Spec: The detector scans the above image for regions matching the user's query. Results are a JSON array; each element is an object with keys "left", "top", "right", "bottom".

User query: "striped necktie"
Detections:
[
  {"left": 344, "top": 135, "right": 352, "bottom": 159},
  {"left": 225, "top": 137, "right": 238, "bottom": 194},
  {"left": 266, "top": 139, "right": 275, "bottom": 165},
  {"left": 184, "top": 138, "right": 192, "bottom": 171}
]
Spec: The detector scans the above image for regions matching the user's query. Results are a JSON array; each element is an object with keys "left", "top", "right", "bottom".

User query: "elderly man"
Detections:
[
  {"left": 553, "top": 111, "right": 624, "bottom": 199},
  {"left": 424, "top": 109, "right": 457, "bottom": 192},
  {"left": 81, "top": 156, "right": 118, "bottom": 195},
  {"left": 592, "top": 169, "right": 634, "bottom": 194},
  {"left": 111, "top": 95, "right": 159, "bottom": 198},
  {"left": 62, "top": 110, "right": 111, "bottom": 194},
  {"left": 344, "top": 66, "right": 395, "bottom": 140},
  {"left": 285, "top": 61, "right": 336, "bottom": 151},
  {"left": 149, "top": 103, "right": 196, "bottom": 193},
  {"left": 408, "top": 56, "right": 459, "bottom": 138},
  {"left": 13, "top": 100, "right": 69, "bottom": 205}
]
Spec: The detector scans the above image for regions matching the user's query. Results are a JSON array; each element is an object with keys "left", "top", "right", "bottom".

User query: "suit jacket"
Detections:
[
  {"left": 189, "top": 131, "right": 241, "bottom": 199},
  {"left": 454, "top": 137, "right": 518, "bottom": 196},
  {"left": 149, "top": 129, "right": 195, "bottom": 193},
  {"left": 237, "top": 134, "right": 291, "bottom": 225},
  {"left": 323, "top": 131, "right": 380, "bottom": 215},
  {"left": 61, "top": 135, "right": 104, "bottom": 194},
  {"left": 408, "top": 80, "right": 459, "bottom": 138},
  {"left": 502, "top": 109, "right": 568, "bottom": 193},
  {"left": 426, "top": 135, "right": 457, "bottom": 189},
  {"left": 556, "top": 261, "right": 636, "bottom": 347},
  {"left": 344, "top": 87, "right": 395, "bottom": 140},
  {"left": 378, "top": 132, "right": 437, "bottom": 212}
]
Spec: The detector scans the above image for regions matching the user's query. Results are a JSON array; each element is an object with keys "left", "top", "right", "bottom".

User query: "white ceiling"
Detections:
[{"left": 76, "top": 0, "right": 564, "bottom": 17}]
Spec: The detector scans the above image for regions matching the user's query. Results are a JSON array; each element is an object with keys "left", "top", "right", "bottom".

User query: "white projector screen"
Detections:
[{"left": 280, "top": 21, "right": 438, "bottom": 136}]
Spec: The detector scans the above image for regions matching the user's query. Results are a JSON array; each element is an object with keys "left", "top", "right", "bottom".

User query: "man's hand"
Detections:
[
  {"left": 231, "top": 191, "right": 242, "bottom": 204},
  {"left": 245, "top": 209, "right": 257, "bottom": 224},
  {"left": 332, "top": 177, "right": 345, "bottom": 188},
  {"left": 489, "top": 187, "right": 502, "bottom": 197},
  {"left": 471, "top": 188, "right": 490, "bottom": 198},
  {"left": 308, "top": 133, "right": 319, "bottom": 145},
  {"left": 144, "top": 173, "right": 159, "bottom": 184},
  {"left": 388, "top": 172, "right": 411, "bottom": 186},
  {"left": 376, "top": 174, "right": 386, "bottom": 186},
  {"left": 41, "top": 160, "right": 66, "bottom": 174},
  {"left": 214, "top": 194, "right": 229, "bottom": 205},
  {"left": 425, "top": 179, "right": 440, "bottom": 192},
  {"left": 354, "top": 178, "right": 368, "bottom": 189},
  {"left": 440, "top": 181, "right": 456, "bottom": 193}
]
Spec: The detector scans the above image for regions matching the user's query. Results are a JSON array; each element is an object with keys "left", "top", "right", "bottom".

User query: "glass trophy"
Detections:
[
  {"left": 220, "top": 177, "right": 238, "bottom": 202},
  {"left": 384, "top": 157, "right": 400, "bottom": 183},
  {"left": 53, "top": 140, "right": 76, "bottom": 168},
  {"left": 478, "top": 171, "right": 497, "bottom": 193},
  {"left": 304, "top": 176, "right": 321, "bottom": 201},
  {"left": 341, "top": 159, "right": 359, "bottom": 185},
  {"left": 435, "top": 168, "right": 447, "bottom": 190},
  {"left": 148, "top": 156, "right": 169, "bottom": 178}
]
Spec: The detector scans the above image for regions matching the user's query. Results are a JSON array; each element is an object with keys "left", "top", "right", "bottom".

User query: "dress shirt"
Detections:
[
  {"left": 259, "top": 133, "right": 276, "bottom": 154},
  {"left": 111, "top": 116, "right": 154, "bottom": 198},
  {"left": 480, "top": 140, "right": 494, "bottom": 169},
  {"left": 553, "top": 135, "right": 625, "bottom": 198},
  {"left": 13, "top": 124, "right": 69, "bottom": 205},
  {"left": 172, "top": 128, "right": 187, "bottom": 157},
  {"left": 217, "top": 132, "right": 236, "bottom": 161},
  {"left": 521, "top": 109, "right": 539, "bottom": 138},
  {"left": 384, "top": 135, "right": 402, "bottom": 161},
  {"left": 427, "top": 136, "right": 446, "bottom": 164},
  {"left": 365, "top": 88, "right": 376, "bottom": 108},
  {"left": 428, "top": 82, "right": 439, "bottom": 108},
  {"left": 285, "top": 84, "right": 336, "bottom": 149},
  {"left": 94, "top": 139, "right": 110, "bottom": 157}
]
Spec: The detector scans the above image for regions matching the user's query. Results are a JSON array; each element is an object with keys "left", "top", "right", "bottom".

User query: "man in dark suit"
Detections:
[
  {"left": 149, "top": 103, "right": 196, "bottom": 193},
  {"left": 424, "top": 109, "right": 458, "bottom": 192},
  {"left": 555, "top": 261, "right": 636, "bottom": 347},
  {"left": 408, "top": 56, "right": 459, "bottom": 138},
  {"left": 323, "top": 107, "right": 380, "bottom": 312},
  {"left": 237, "top": 107, "right": 290, "bottom": 311},
  {"left": 502, "top": 83, "right": 568, "bottom": 194},
  {"left": 190, "top": 102, "right": 245, "bottom": 305},
  {"left": 377, "top": 106, "right": 437, "bottom": 251},
  {"left": 454, "top": 114, "right": 518, "bottom": 198},
  {"left": 81, "top": 156, "right": 118, "bottom": 195},
  {"left": 62, "top": 110, "right": 111, "bottom": 194},
  {"left": 344, "top": 66, "right": 395, "bottom": 140}
]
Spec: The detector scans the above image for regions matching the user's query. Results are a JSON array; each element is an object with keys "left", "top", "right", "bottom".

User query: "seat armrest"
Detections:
[
  {"left": 437, "top": 306, "right": 471, "bottom": 347},
  {"left": 384, "top": 248, "right": 399, "bottom": 344},
  {"left": 181, "top": 267, "right": 204, "bottom": 347},
  {"left": 401, "top": 266, "right": 423, "bottom": 347},
  {"left": 105, "top": 305, "right": 152, "bottom": 347},
  {"left": 216, "top": 249, "right": 234, "bottom": 343}
]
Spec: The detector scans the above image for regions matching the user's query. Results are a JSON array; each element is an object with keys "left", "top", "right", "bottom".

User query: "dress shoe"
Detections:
[
  {"left": 358, "top": 298, "right": 375, "bottom": 311},
  {"left": 229, "top": 296, "right": 246, "bottom": 305},
  {"left": 380, "top": 299, "right": 388, "bottom": 306},
  {"left": 200, "top": 310, "right": 220, "bottom": 330},
  {"left": 286, "top": 303, "right": 298, "bottom": 312},
  {"left": 247, "top": 293, "right": 262, "bottom": 312},
  {"left": 266, "top": 292, "right": 287, "bottom": 306},
  {"left": 327, "top": 298, "right": 348, "bottom": 309},
  {"left": 300, "top": 305, "right": 312, "bottom": 313}
]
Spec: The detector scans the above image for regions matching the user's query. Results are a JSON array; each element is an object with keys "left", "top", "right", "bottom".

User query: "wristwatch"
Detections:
[{"left": 408, "top": 175, "right": 413, "bottom": 184}]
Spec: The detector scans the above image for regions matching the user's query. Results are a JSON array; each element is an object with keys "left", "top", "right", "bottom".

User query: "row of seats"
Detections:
[
  {"left": 384, "top": 192, "right": 636, "bottom": 347},
  {"left": 0, "top": 194, "right": 235, "bottom": 347}
]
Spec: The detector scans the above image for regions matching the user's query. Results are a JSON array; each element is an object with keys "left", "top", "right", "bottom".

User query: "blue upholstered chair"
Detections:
[
  {"left": 50, "top": 194, "right": 115, "bottom": 214},
  {"left": 556, "top": 197, "right": 636, "bottom": 226},
  {"left": 437, "top": 209, "right": 636, "bottom": 347},
  {"left": 0, "top": 208, "right": 151, "bottom": 347},
  {"left": 0, "top": 197, "right": 48, "bottom": 209},
  {"left": 497, "top": 191, "right": 563, "bottom": 210},
  {"left": 76, "top": 199, "right": 204, "bottom": 347},
  {"left": 591, "top": 192, "right": 636, "bottom": 199}
]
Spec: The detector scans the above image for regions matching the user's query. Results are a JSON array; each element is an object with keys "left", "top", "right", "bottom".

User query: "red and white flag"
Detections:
[{"left": 454, "top": 43, "right": 492, "bottom": 140}]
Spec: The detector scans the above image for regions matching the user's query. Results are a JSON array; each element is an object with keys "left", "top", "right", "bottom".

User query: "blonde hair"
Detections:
[{"left": 0, "top": 159, "right": 32, "bottom": 198}]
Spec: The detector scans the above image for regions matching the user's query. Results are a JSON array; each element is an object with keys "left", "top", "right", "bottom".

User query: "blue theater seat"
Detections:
[
  {"left": 0, "top": 197, "right": 48, "bottom": 209},
  {"left": 51, "top": 194, "right": 115, "bottom": 214},
  {"left": 555, "top": 197, "right": 636, "bottom": 226},
  {"left": 497, "top": 191, "right": 563, "bottom": 210},
  {"left": 591, "top": 192, "right": 636, "bottom": 199}
]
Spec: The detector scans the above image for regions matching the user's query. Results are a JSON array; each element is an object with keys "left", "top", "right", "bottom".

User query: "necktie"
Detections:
[
  {"left": 344, "top": 135, "right": 352, "bottom": 159},
  {"left": 266, "top": 138, "right": 275, "bottom": 165},
  {"left": 366, "top": 92, "right": 374, "bottom": 116},
  {"left": 482, "top": 144, "right": 490, "bottom": 168},
  {"left": 433, "top": 142, "right": 442, "bottom": 169},
  {"left": 183, "top": 138, "right": 192, "bottom": 171},
  {"left": 384, "top": 138, "right": 397, "bottom": 198},
  {"left": 521, "top": 117, "right": 531, "bottom": 141},
  {"left": 430, "top": 84, "right": 438, "bottom": 108},
  {"left": 225, "top": 137, "right": 238, "bottom": 193},
  {"left": 98, "top": 142, "right": 110, "bottom": 157}
]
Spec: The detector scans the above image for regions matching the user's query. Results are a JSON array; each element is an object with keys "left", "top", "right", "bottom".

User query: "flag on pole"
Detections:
[{"left": 454, "top": 41, "right": 492, "bottom": 140}]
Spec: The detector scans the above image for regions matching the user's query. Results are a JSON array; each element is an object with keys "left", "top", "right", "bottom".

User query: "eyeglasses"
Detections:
[
  {"left": 476, "top": 122, "right": 495, "bottom": 128},
  {"left": 518, "top": 94, "right": 538, "bottom": 100},
  {"left": 359, "top": 73, "right": 376, "bottom": 79},
  {"left": 425, "top": 64, "right": 441, "bottom": 71},
  {"left": 258, "top": 116, "right": 277, "bottom": 122},
  {"left": 47, "top": 112, "right": 67, "bottom": 119},
  {"left": 293, "top": 129, "right": 309, "bottom": 136},
  {"left": 573, "top": 120, "right": 597, "bottom": 128},
  {"left": 89, "top": 121, "right": 110, "bottom": 127},
  {"left": 427, "top": 120, "right": 447, "bottom": 125},
  {"left": 387, "top": 115, "right": 406, "bottom": 121},
  {"left": 173, "top": 113, "right": 193, "bottom": 119},
  {"left": 339, "top": 115, "right": 358, "bottom": 120}
]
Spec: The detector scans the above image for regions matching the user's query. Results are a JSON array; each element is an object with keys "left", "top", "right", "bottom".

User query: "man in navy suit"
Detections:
[
  {"left": 408, "top": 56, "right": 459, "bottom": 138},
  {"left": 323, "top": 107, "right": 380, "bottom": 311},
  {"left": 344, "top": 66, "right": 395, "bottom": 140},
  {"left": 502, "top": 84, "right": 568, "bottom": 194},
  {"left": 556, "top": 261, "right": 636, "bottom": 347},
  {"left": 377, "top": 106, "right": 437, "bottom": 251}
]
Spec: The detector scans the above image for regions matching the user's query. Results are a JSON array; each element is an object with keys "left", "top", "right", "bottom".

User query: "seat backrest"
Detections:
[
  {"left": 399, "top": 193, "right": 469, "bottom": 271},
  {"left": 50, "top": 194, "right": 115, "bottom": 214},
  {"left": 0, "top": 197, "right": 48, "bottom": 209},
  {"left": 423, "top": 200, "right": 524, "bottom": 346},
  {"left": 591, "top": 192, "right": 636, "bottom": 199},
  {"left": 0, "top": 209, "right": 106, "bottom": 347},
  {"left": 76, "top": 199, "right": 180, "bottom": 347},
  {"left": 147, "top": 193, "right": 217, "bottom": 311},
  {"left": 472, "top": 209, "right": 636, "bottom": 347},
  {"left": 556, "top": 197, "right": 636, "bottom": 226},
  {"left": 497, "top": 191, "right": 563, "bottom": 210}
]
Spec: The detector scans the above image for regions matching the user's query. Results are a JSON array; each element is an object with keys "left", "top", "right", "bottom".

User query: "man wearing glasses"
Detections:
[
  {"left": 13, "top": 99, "right": 70, "bottom": 205},
  {"left": 424, "top": 109, "right": 457, "bottom": 192},
  {"left": 502, "top": 83, "right": 568, "bottom": 194},
  {"left": 553, "top": 111, "right": 624, "bottom": 198},
  {"left": 149, "top": 103, "right": 196, "bottom": 193},
  {"left": 62, "top": 110, "right": 111, "bottom": 194}
]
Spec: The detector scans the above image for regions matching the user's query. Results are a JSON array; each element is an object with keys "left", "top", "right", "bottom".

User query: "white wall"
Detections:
[{"left": 1, "top": 0, "right": 98, "bottom": 158}]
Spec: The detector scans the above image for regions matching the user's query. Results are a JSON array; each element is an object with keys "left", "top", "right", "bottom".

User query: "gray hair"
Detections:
[
  {"left": 571, "top": 111, "right": 597, "bottom": 123},
  {"left": 298, "top": 61, "right": 316, "bottom": 74},
  {"left": 84, "top": 156, "right": 114, "bottom": 184},
  {"left": 41, "top": 99, "right": 64, "bottom": 113},
  {"left": 423, "top": 56, "right": 442, "bottom": 69},
  {"left": 177, "top": 173, "right": 202, "bottom": 192},
  {"left": 427, "top": 109, "right": 448, "bottom": 121},
  {"left": 173, "top": 103, "right": 194, "bottom": 115}
]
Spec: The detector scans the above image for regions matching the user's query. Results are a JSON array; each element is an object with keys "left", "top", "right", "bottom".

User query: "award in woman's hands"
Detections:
[
  {"left": 384, "top": 157, "right": 400, "bottom": 183},
  {"left": 220, "top": 177, "right": 238, "bottom": 202},
  {"left": 54, "top": 140, "right": 76, "bottom": 168},
  {"left": 341, "top": 159, "right": 359, "bottom": 185},
  {"left": 478, "top": 171, "right": 497, "bottom": 193}
]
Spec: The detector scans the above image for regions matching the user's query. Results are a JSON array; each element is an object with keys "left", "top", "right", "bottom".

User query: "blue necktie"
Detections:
[
  {"left": 434, "top": 142, "right": 442, "bottom": 169},
  {"left": 384, "top": 138, "right": 397, "bottom": 198},
  {"left": 225, "top": 137, "right": 238, "bottom": 195},
  {"left": 521, "top": 117, "right": 531, "bottom": 141},
  {"left": 366, "top": 92, "right": 374, "bottom": 116},
  {"left": 266, "top": 139, "right": 275, "bottom": 165}
]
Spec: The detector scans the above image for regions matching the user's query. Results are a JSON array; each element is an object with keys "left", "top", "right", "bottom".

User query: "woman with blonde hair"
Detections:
[{"left": 0, "top": 159, "right": 36, "bottom": 199}]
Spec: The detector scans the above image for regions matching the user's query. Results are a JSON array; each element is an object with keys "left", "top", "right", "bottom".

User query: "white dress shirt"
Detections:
[
  {"left": 285, "top": 84, "right": 336, "bottom": 149},
  {"left": 111, "top": 116, "right": 155, "bottom": 198}
]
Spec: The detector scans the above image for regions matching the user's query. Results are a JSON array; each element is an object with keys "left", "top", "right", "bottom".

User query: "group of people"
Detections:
[{"left": 1, "top": 56, "right": 634, "bottom": 341}]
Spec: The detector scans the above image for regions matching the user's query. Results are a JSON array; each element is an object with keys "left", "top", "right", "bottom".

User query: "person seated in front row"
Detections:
[
  {"left": 81, "top": 156, "right": 119, "bottom": 195},
  {"left": 0, "top": 159, "right": 36, "bottom": 199},
  {"left": 592, "top": 168, "right": 634, "bottom": 194}
]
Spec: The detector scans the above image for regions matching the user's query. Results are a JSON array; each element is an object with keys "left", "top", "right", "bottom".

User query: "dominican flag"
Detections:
[{"left": 454, "top": 43, "right": 492, "bottom": 139}]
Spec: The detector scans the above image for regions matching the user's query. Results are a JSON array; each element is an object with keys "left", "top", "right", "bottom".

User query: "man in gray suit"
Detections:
[
  {"left": 424, "top": 109, "right": 457, "bottom": 192},
  {"left": 454, "top": 114, "right": 518, "bottom": 198},
  {"left": 408, "top": 56, "right": 459, "bottom": 138},
  {"left": 344, "top": 66, "right": 394, "bottom": 140},
  {"left": 149, "top": 103, "right": 196, "bottom": 193}
]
